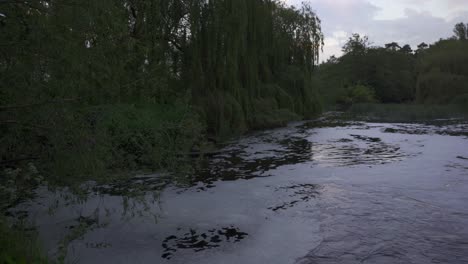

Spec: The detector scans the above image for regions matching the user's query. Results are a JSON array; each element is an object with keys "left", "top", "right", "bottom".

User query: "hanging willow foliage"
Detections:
[
  {"left": 1, "top": 0, "right": 323, "bottom": 132},
  {"left": 184, "top": 0, "right": 324, "bottom": 133},
  {"left": 0, "top": 0, "right": 324, "bottom": 179}
]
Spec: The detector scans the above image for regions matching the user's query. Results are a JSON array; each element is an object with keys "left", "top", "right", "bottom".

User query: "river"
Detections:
[{"left": 9, "top": 115, "right": 468, "bottom": 263}]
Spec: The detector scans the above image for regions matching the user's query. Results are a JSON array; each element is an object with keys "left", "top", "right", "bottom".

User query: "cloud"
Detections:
[
  {"left": 284, "top": 0, "right": 467, "bottom": 62},
  {"left": 443, "top": 0, "right": 468, "bottom": 9},
  {"left": 369, "top": 9, "right": 453, "bottom": 48}
]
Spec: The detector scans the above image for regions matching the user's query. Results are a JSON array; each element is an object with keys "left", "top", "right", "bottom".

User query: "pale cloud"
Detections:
[
  {"left": 284, "top": 0, "right": 468, "bottom": 62},
  {"left": 321, "top": 30, "right": 349, "bottom": 60},
  {"left": 369, "top": 0, "right": 468, "bottom": 19}
]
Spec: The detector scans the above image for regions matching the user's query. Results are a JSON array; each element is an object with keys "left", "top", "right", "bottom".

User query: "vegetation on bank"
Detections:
[
  {"left": 0, "top": 0, "right": 324, "bottom": 185},
  {"left": 316, "top": 23, "right": 468, "bottom": 109},
  {"left": 0, "top": 1, "right": 324, "bottom": 259},
  {"left": 0, "top": 218, "right": 48, "bottom": 264},
  {"left": 0, "top": 1, "right": 466, "bottom": 191},
  {"left": 2, "top": 0, "right": 464, "bottom": 187},
  {"left": 1, "top": 1, "right": 468, "bottom": 261},
  {"left": 347, "top": 103, "right": 468, "bottom": 123}
]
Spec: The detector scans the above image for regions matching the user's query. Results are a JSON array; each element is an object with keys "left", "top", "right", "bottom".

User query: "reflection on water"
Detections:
[
  {"left": 268, "top": 184, "right": 321, "bottom": 212},
  {"left": 6, "top": 115, "right": 468, "bottom": 264},
  {"left": 161, "top": 227, "right": 248, "bottom": 260},
  {"left": 188, "top": 135, "right": 314, "bottom": 186}
]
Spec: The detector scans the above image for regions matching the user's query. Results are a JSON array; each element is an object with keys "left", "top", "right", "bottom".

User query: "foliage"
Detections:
[
  {"left": 0, "top": 219, "right": 48, "bottom": 264},
  {"left": 348, "top": 103, "right": 468, "bottom": 122},
  {"left": 1, "top": 102, "right": 203, "bottom": 186},
  {"left": 416, "top": 39, "right": 468, "bottom": 104},
  {"left": 187, "top": 0, "right": 324, "bottom": 135},
  {"left": 339, "top": 84, "right": 377, "bottom": 106},
  {"left": 453, "top": 22, "right": 468, "bottom": 40},
  {"left": 317, "top": 40, "right": 416, "bottom": 105},
  {"left": 317, "top": 22, "right": 468, "bottom": 108},
  {"left": 0, "top": 0, "right": 324, "bottom": 184},
  {"left": 342, "top": 34, "right": 371, "bottom": 55},
  {"left": 385, "top": 42, "right": 401, "bottom": 51}
]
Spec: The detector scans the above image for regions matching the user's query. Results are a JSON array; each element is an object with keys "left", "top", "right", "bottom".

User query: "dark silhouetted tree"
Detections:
[
  {"left": 385, "top": 42, "right": 401, "bottom": 51},
  {"left": 401, "top": 44, "right": 413, "bottom": 54},
  {"left": 342, "top": 34, "right": 371, "bottom": 55},
  {"left": 416, "top": 42, "right": 429, "bottom": 54},
  {"left": 453, "top": 22, "right": 467, "bottom": 40},
  {"left": 326, "top": 55, "right": 339, "bottom": 64}
]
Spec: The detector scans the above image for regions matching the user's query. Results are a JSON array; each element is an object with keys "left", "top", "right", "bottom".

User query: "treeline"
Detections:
[
  {"left": 0, "top": 0, "right": 324, "bottom": 182},
  {"left": 316, "top": 22, "right": 468, "bottom": 108}
]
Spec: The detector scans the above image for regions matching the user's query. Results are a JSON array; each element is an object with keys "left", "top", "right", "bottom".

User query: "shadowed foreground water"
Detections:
[{"left": 9, "top": 116, "right": 468, "bottom": 263}]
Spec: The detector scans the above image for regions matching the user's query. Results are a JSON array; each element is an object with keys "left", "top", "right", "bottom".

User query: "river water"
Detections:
[{"left": 9, "top": 116, "right": 468, "bottom": 263}]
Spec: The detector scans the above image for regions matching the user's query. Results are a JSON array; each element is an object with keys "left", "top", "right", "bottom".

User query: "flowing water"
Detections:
[{"left": 8, "top": 115, "right": 468, "bottom": 263}]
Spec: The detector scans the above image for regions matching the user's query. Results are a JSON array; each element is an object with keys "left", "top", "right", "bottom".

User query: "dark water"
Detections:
[{"left": 9, "top": 115, "right": 468, "bottom": 263}]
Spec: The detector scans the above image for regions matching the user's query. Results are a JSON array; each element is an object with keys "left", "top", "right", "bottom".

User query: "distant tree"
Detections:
[
  {"left": 326, "top": 55, "right": 339, "bottom": 64},
  {"left": 417, "top": 42, "right": 428, "bottom": 49},
  {"left": 385, "top": 42, "right": 401, "bottom": 51},
  {"left": 400, "top": 44, "right": 413, "bottom": 54},
  {"left": 416, "top": 42, "right": 429, "bottom": 54},
  {"left": 342, "top": 34, "right": 371, "bottom": 55},
  {"left": 453, "top": 22, "right": 467, "bottom": 40},
  {"left": 416, "top": 39, "right": 468, "bottom": 104}
]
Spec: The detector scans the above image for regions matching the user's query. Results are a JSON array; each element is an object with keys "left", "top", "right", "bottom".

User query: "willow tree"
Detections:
[
  {"left": 1, "top": 0, "right": 324, "bottom": 176},
  {"left": 183, "top": 0, "right": 324, "bottom": 133}
]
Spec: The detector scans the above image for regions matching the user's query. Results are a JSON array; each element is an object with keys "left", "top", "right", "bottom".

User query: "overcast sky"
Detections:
[{"left": 284, "top": 0, "right": 468, "bottom": 62}]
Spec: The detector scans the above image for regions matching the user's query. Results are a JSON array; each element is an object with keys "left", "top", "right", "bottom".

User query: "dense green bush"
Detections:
[
  {"left": 336, "top": 84, "right": 377, "bottom": 108},
  {"left": 348, "top": 85, "right": 377, "bottom": 104},
  {"left": 251, "top": 97, "right": 300, "bottom": 130},
  {"left": 416, "top": 40, "right": 468, "bottom": 104},
  {"left": 1, "top": 103, "right": 203, "bottom": 185}
]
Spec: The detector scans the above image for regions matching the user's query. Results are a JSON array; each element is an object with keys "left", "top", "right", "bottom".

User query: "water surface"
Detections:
[{"left": 10, "top": 116, "right": 468, "bottom": 263}]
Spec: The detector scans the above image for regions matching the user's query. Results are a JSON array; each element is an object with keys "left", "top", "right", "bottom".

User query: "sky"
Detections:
[{"left": 283, "top": 0, "right": 468, "bottom": 62}]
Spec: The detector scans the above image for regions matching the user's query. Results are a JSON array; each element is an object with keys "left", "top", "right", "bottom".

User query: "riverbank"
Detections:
[
  {"left": 346, "top": 103, "right": 468, "bottom": 122},
  {"left": 0, "top": 218, "right": 48, "bottom": 264},
  {"left": 0, "top": 100, "right": 315, "bottom": 263},
  {"left": 2, "top": 107, "right": 467, "bottom": 263}
]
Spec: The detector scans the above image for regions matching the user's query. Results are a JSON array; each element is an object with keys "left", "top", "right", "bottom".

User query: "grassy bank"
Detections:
[
  {"left": 1, "top": 103, "right": 204, "bottom": 187},
  {"left": 347, "top": 103, "right": 468, "bottom": 122},
  {"left": 0, "top": 219, "right": 48, "bottom": 264}
]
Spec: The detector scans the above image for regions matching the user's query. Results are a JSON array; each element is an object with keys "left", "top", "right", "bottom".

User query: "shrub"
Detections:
[
  {"left": 337, "top": 84, "right": 377, "bottom": 108},
  {"left": 1, "top": 103, "right": 204, "bottom": 186}
]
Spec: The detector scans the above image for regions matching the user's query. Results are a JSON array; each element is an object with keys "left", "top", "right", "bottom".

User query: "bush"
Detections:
[
  {"left": 251, "top": 97, "right": 300, "bottom": 129},
  {"left": 348, "top": 103, "right": 468, "bottom": 122},
  {"left": 416, "top": 39, "right": 468, "bottom": 104},
  {"left": 337, "top": 84, "right": 377, "bottom": 108},
  {"left": 198, "top": 91, "right": 247, "bottom": 137},
  {"left": 0, "top": 103, "right": 204, "bottom": 186}
]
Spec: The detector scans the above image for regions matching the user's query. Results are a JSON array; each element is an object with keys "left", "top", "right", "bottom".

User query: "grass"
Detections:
[
  {"left": 347, "top": 103, "right": 468, "bottom": 122},
  {"left": 0, "top": 219, "right": 48, "bottom": 264}
]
